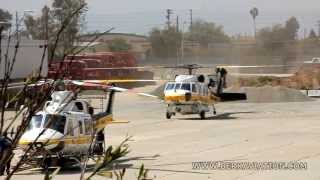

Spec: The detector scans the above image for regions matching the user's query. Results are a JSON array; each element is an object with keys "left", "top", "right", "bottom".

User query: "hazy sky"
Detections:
[{"left": 1, "top": 0, "right": 320, "bottom": 36}]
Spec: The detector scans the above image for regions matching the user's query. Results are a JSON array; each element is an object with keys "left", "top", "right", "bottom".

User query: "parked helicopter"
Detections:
[
  {"left": 17, "top": 80, "right": 147, "bottom": 168},
  {"left": 163, "top": 64, "right": 247, "bottom": 119}
]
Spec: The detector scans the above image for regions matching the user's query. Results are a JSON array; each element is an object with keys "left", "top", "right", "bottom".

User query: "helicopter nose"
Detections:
[{"left": 19, "top": 128, "right": 64, "bottom": 151}]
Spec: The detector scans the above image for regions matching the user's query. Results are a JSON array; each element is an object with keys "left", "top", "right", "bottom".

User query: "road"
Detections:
[{"left": 10, "top": 92, "right": 320, "bottom": 180}]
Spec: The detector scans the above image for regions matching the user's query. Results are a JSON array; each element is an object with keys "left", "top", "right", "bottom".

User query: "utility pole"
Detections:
[
  {"left": 166, "top": 9, "right": 173, "bottom": 29},
  {"left": 189, "top": 9, "right": 193, "bottom": 49},
  {"left": 176, "top": 15, "right": 180, "bottom": 65},
  {"left": 45, "top": 7, "right": 49, "bottom": 47},
  {"left": 189, "top": 9, "right": 193, "bottom": 31},
  {"left": 15, "top": 12, "right": 19, "bottom": 36},
  {"left": 303, "top": 28, "right": 307, "bottom": 40},
  {"left": 181, "top": 21, "right": 186, "bottom": 61},
  {"left": 317, "top": 20, "right": 320, "bottom": 37},
  {"left": 176, "top": 15, "right": 179, "bottom": 32}
]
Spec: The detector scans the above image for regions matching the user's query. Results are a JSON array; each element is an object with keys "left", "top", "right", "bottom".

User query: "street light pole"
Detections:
[
  {"left": 181, "top": 21, "right": 187, "bottom": 60},
  {"left": 15, "top": 12, "right": 18, "bottom": 35}
]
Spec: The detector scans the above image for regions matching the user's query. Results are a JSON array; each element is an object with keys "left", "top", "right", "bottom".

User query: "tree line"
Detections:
[
  {"left": 148, "top": 16, "right": 320, "bottom": 60},
  {"left": 1, "top": 5, "right": 320, "bottom": 60}
]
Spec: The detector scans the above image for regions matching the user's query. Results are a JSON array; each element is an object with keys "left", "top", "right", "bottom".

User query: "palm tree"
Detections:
[{"left": 250, "top": 7, "right": 259, "bottom": 38}]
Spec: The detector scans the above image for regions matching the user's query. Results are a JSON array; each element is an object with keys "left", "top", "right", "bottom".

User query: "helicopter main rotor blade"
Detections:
[
  {"left": 83, "top": 64, "right": 294, "bottom": 70},
  {"left": 78, "top": 79, "right": 157, "bottom": 84},
  {"left": 108, "top": 86, "right": 158, "bottom": 98},
  {"left": 71, "top": 80, "right": 158, "bottom": 98},
  {"left": 230, "top": 73, "right": 294, "bottom": 77},
  {"left": 217, "top": 65, "right": 293, "bottom": 68}
]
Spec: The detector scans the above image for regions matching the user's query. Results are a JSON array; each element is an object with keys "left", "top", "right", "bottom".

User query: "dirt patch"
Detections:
[
  {"left": 238, "top": 86, "right": 312, "bottom": 103},
  {"left": 237, "top": 65, "right": 320, "bottom": 90}
]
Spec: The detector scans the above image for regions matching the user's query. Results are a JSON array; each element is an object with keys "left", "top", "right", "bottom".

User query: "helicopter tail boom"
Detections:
[{"left": 218, "top": 93, "right": 247, "bottom": 101}]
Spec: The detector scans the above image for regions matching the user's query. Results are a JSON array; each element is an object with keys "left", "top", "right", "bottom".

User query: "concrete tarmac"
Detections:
[{"left": 9, "top": 92, "right": 320, "bottom": 180}]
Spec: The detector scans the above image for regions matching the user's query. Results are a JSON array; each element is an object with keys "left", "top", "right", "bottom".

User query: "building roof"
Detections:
[{"left": 81, "top": 32, "right": 147, "bottom": 39}]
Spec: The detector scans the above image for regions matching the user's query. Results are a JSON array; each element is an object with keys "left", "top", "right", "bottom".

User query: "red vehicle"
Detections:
[{"left": 48, "top": 52, "right": 153, "bottom": 80}]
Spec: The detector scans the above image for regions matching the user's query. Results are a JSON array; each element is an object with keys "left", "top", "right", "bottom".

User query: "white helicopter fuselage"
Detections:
[
  {"left": 164, "top": 75, "right": 219, "bottom": 119},
  {"left": 19, "top": 110, "right": 93, "bottom": 156},
  {"left": 19, "top": 91, "right": 97, "bottom": 160}
]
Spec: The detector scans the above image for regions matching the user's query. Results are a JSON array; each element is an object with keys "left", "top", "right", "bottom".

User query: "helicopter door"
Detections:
[
  {"left": 63, "top": 117, "right": 76, "bottom": 154},
  {"left": 74, "top": 116, "right": 91, "bottom": 154},
  {"left": 76, "top": 118, "right": 85, "bottom": 153},
  {"left": 191, "top": 83, "right": 198, "bottom": 94}
]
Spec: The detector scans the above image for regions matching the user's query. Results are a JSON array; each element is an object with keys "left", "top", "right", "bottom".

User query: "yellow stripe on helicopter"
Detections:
[
  {"left": 19, "top": 136, "right": 92, "bottom": 145},
  {"left": 19, "top": 116, "right": 129, "bottom": 146},
  {"left": 164, "top": 94, "right": 220, "bottom": 104}
]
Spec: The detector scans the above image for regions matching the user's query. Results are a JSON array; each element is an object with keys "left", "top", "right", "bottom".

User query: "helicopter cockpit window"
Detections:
[
  {"left": 165, "top": 83, "right": 175, "bottom": 91},
  {"left": 174, "top": 83, "right": 182, "bottom": 90},
  {"left": 181, "top": 83, "right": 191, "bottom": 91},
  {"left": 43, "top": 115, "right": 66, "bottom": 134},
  {"left": 73, "top": 102, "right": 84, "bottom": 112},
  {"left": 28, "top": 115, "right": 43, "bottom": 130}
]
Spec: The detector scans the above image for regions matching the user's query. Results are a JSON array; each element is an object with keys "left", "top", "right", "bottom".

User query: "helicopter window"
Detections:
[
  {"left": 78, "top": 121, "right": 84, "bottom": 134},
  {"left": 192, "top": 84, "right": 197, "bottom": 93},
  {"left": 199, "top": 86, "right": 203, "bottom": 95},
  {"left": 165, "top": 83, "right": 175, "bottom": 91},
  {"left": 28, "top": 115, "right": 43, "bottom": 130},
  {"left": 73, "top": 102, "right": 84, "bottom": 112},
  {"left": 84, "top": 120, "right": 92, "bottom": 135},
  {"left": 201, "top": 85, "right": 207, "bottom": 96},
  {"left": 43, "top": 115, "right": 66, "bottom": 134},
  {"left": 204, "top": 87, "right": 208, "bottom": 95},
  {"left": 174, "top": 83, "right": 182, "bottom": 90},
  {"left": 66, "top": 119, "right": 74, "bottom": 136},
  {"left": 44, "top": 101, "right": 51, "bottom": 108},
  {"left": 208, "top": 78, "right": 216, "bottom": 87},
  {"left": 181, "top": 83, "right": 191, "bottom": 91}
]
